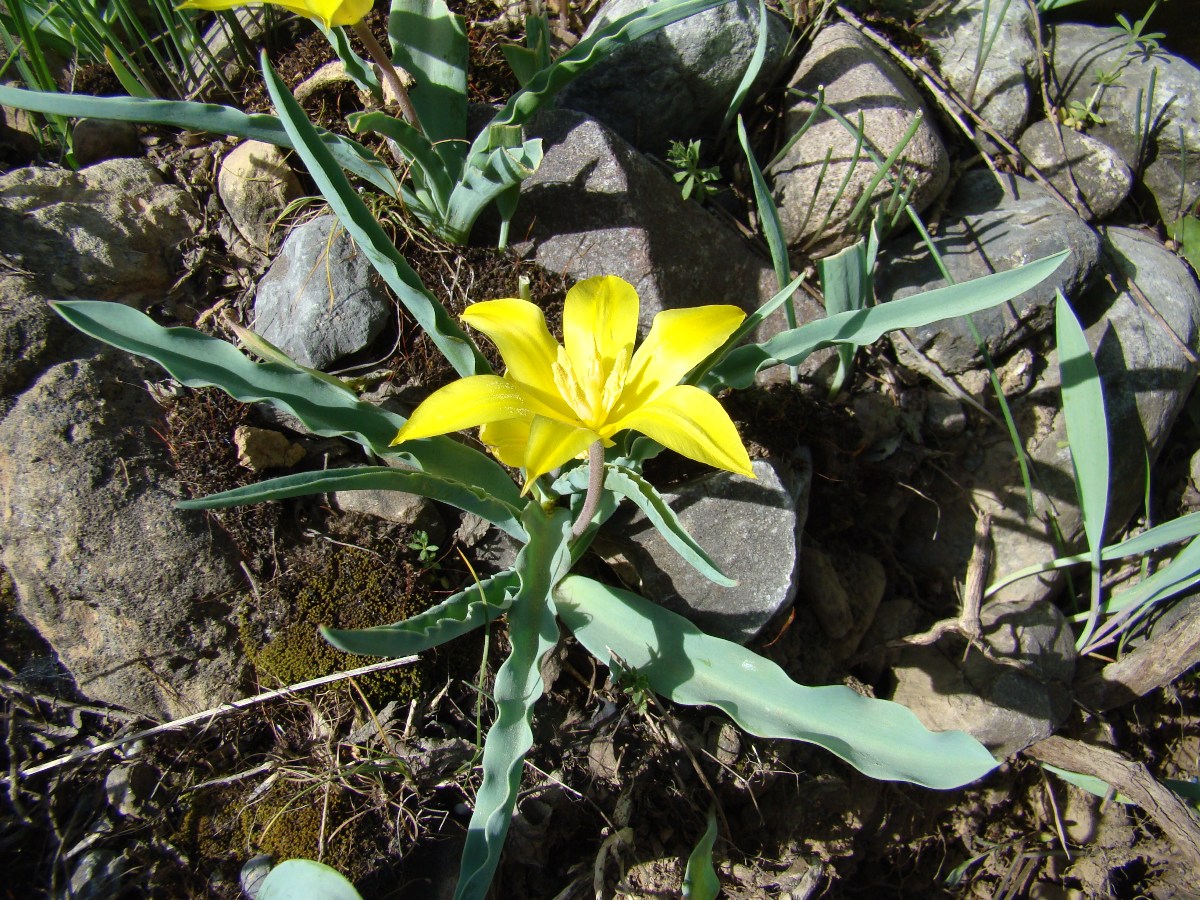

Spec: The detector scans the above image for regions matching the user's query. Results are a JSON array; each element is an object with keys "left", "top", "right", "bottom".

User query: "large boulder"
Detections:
[
  {"left": 1050, "top": 23, "right": 1200, "bottom": 223},
  {"left": 0, "top": 352, "right": 248, "bottom": 720},
  {"left": 0, "top": 157, "right": 200, "bottom": 301},
  {"left": 510, "top": 109, "right": 821, "bottom": 339},
  {"left": 878, "top": 169, "right": 1102, "bottom": 374},
  {"left": 768, "top": 23, "right": 950, "bottom": 257},
  {"left": 557, "top": 0, "right": 791, "bottom": 156}
]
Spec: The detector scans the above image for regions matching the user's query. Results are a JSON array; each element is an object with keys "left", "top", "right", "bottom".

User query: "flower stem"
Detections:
[
  {"left": 571, "top": 441, "right": 605, "bottom": 539},
  {"left": 351, "top": 21, "right": 423, "bottom": 134}
]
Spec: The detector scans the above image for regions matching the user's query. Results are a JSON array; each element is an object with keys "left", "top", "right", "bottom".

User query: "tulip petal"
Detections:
[
  {"left": 563, "top": 276, "right": 639, "bottom": 375},
  {"left": 461, "top": 299, "right": 568, "bottom": 415},
  {"left": 612, "top": 385, "right": 754, "bottom": 478},
  {"left": 178, "top": 0, "right": 369, "bottom": 28},
  {"left": 618, "top": 305, "right": 745, "bottom": 415},
  {"left": 392, "top": 375, "right": 530, "bottom": 445},
  {"left": 523, "top": 416, "right": 600, "bottom": 487},
  {"left": 480, "top": 415, "right": 532, "bottom": 469}
]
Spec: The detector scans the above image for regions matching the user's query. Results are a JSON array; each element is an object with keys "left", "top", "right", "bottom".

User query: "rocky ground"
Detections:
[{"left": 4, "top": 0, "right": 1200, "bottom": 897}]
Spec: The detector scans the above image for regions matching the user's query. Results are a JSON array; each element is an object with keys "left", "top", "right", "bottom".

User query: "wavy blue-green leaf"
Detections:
[
  {"left": 455, "top": 506, "right": 573, "bottom": 900},
  {"left": 686, "top": 273, "right": 806, "bottom": 388},
  {"left": 178, "top": 467, "right": 526, "bottom": 539},
  {"left": 709, "top": 251, "right": 1070, "bottom": 389},
  {"left": 323, "top": 571, "right": 519, "bottom": 657},
  {"left": 50, "top": 301, "right": 521, "bottom": 508},
  {"left": 555, "top": 576, "right": 998, "bottom": 789},
  {"left": 260, "top": 52, "right": 490, "bottom": 380},
  {"left": 348, "top": 110, "right": 452, "bottom": 218},
  {"left": 682, "top": 808, "right": 720, "bottom": 899},
  {"left": 388, "top": 0, "right": 467, "bottom": 168},
  {"left": 258, "top": 858, "right": 364, "bottom": 900},
  {"left": 443, "top": 140, "right": 543, "bottom": 245},
  {"left": 0, "top": 83, "right": 400, "bottom": 197},
  {"left": 605, "top": 465, "right": 733, "bottom": 586}
]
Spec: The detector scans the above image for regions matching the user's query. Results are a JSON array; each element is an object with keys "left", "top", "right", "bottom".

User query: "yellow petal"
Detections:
[
  {"left": 522, "top": 416, "right": 600, "bottom": 488},
  {"left": 461, "top": 299, "right": 569, "bottom": 417},
  {"left": 392, "top": 375, "right": 530, "bottom": 445},
  {"left": 563, "top": 275, "right": 639, "bottom": 375},
  {"left": 480, "top": 415, "right": 532, "bottom": 468},
  {"left": 610, "top": 385, "right": 754, "bottom": 478},
  {"left": 178, "top": 0, "right": 370, "bottom": 28},
  {"left": 617, "top": 305, "right": 745, "bottom": 416}
]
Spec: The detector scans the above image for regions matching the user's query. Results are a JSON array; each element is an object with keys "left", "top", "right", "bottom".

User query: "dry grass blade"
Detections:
[{"left": 6, "top": 656, "right": 418, "bottom": 782}]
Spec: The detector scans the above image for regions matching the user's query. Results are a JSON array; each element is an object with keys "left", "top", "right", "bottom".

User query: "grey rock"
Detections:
[
  {"left": 0, "top": 158, "right": 200, "bottom": 300},
  {"left": 455, "top": 511, "right": 520, "bottom": 576},
  {"left": 891, "top": 597, "right": 1076, "bottom": 757},
  {"left": 0, "top": 353, "right": 248, "bottom": 720},
  {"left": 557, "top": 0, "right": 790, "bottom": 155},
  {"left": 768, "top": 23, "right": 950, "bottom": 256},
  {"left": 900, "top": 227, "right": 1200, "bottom": 604},
  {"left": 71, "top": 118, "right": 141, "bottom": 166},
  {"left": 796, "top": 545, "right": 885, "bottom": 660},
  {"left": 333, "top": 477, "right": 444, "bottom": 542},
  {"left": 510, "top": 109, "right": 822, "bottom": 340},
  {"left": 1050, "top": 23, "right": 1200, "bottom": 222},
  {"left": 610, "top": 456, "right": 811, "bottom": 643},
  {"left": 1018, "top": 119, "right": 1133, "bottom": 221},
  {"left": 218, "top": 140, "right": 303, "bottom": 252},
  {"left": 925, "top": 0, "right": 1037, "bottom": 142},
  {"left": 879, "top": 169, "right": 1102, "bottom": 373},
  {"left": 253, "top": 215, "right": 392, "bottom": 370},
  {"left": 67, "top": 848, "right": 126, "bottom": 900},
  {"left": 105, "top": 761, "right": 162, "bottom": 819},
  {"left": 241, "top": 855, "right": 273, "bottom": 900}
]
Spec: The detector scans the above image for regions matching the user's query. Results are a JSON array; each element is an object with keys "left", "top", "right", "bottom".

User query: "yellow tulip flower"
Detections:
[
  {"left": 178, "top": 0, "right": 372, "bottom": 29},
  {"left": 393, "top": 275, "right": 755, "bottom": 489}
]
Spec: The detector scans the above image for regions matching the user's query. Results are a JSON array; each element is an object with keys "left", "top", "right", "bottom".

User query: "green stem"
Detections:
[
  {"left": 571, "top": 441, "right": 605, "bottom": 538},
  {"left": 351, "top": 21, "right": 423, "bottom": 134}
]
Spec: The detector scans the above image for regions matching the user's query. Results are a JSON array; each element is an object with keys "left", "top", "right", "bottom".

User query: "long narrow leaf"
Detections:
[
  {"left": 1057, "top": 291, "right": 1109, "bottom": 557},
  {"left": 0, "top": 84, "right": 400, "bottom": 197},
  {"left": 178, "top": 466, "right": 526, "bottom": 539},
  {"left": 323, "top": 570, "right": 519, "bottom": 657},
  {"left": 349, "top": 110, "right": 453, "bottom": 217},
  {"left": 719, "top": 0, "right": 767, "bottom": 136},
  {"left": 455, "top": 506, "right": 573, "bottom": 900},
  {"left": 260, "top": 52, "right": 491, "bottom": 379},
  {"left": 738, "top": 115, "right": 789, "bottom": 291},
  {"left": 1058, "top": 290, "right": 1109, "bottom": 651},
  {"left": 605, "top": 465, "right": 734, "bottom": 586},
  {"left": 444, "top": 141, "right": 544, "bottom": 245},
  {"left": 682, "top": 808, "right": 720, "bottom": 899},
  {"left": 987, "top": 511, "right": 1200, "bottom": 596},
  {"left": 555, "top": 576, "right": 998, "bottom": 789},
  {"left": 50, "top": 301, "right": 522, "bottom": 509},
  {"left": 708, "top": 251, "right": 1070, "bottom": 389},
  {"left": 388, "top": 0, "right": 468, "bottom": 166}
]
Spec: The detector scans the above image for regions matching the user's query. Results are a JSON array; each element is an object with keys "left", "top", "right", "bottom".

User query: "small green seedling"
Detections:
[{"left": 667, "top": 139, "right": 723, "bottom": 202}]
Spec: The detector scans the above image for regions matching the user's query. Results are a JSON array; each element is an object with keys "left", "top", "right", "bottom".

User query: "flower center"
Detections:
[{"left": 551, "top": 340, "right": 631, "bottom": 430}]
